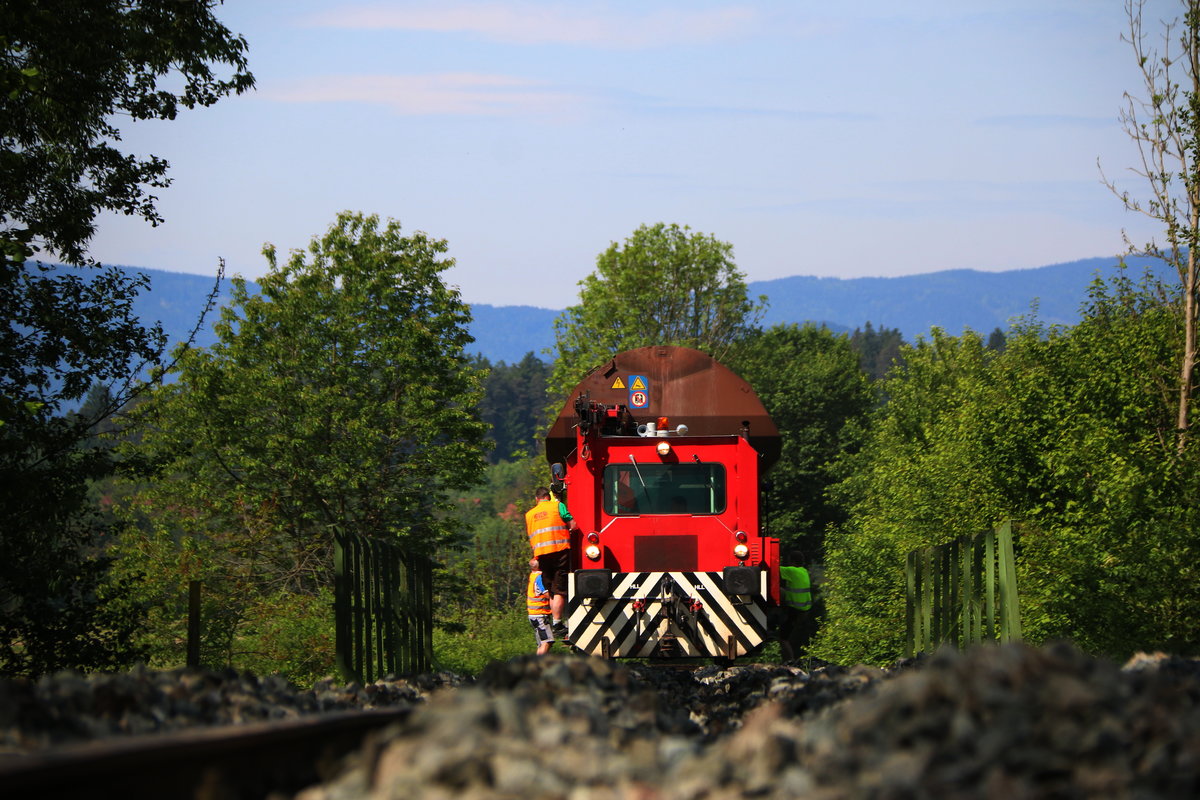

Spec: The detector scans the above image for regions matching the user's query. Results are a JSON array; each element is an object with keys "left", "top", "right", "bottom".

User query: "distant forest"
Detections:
[{"left": 475, "top": 321, "right": 998, "bottom": 463}]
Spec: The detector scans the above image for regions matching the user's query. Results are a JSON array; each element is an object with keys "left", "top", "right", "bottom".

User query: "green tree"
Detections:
[
  {"left": 991, "top": 280, "right": 1200, "bottom": 654},
  {"left": 116, "top": 212, "right": 488, "bottom": 674},
  {"left": 816, "top": 275, "right": 1200, "bottom": 666},
  {"left": 2, "top": 0, "right": 253, "bottom": 263},
  {"left": 848, "top": 322, "right": 906, "bottom": 381},
  {"left": 0, "top": 0, "right": 252, "bottom": 677},
  {"left": 816, "top": 329, "right": 999, "bottom": 664},
  {"left": 548, "top": 223, "right": 766, "bottom": 404},
  {"left": 434, "top": 458, "right": 542, "bottom": 672},
  {"left": 731, "top": 324, "right": 873, "bottom": 559},
  {"left": 1101, "top": 0, "right": 1200, "bottom": 452},
  {"left": 479, "top": 352, "right": 550, "bottom": 462},
  {"left": 986, "top": 327, "right": 1008, "bottom": 352}
]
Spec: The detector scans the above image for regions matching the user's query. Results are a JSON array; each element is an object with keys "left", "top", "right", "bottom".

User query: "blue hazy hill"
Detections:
[
  {"left": 103, "top": 255, "right": 1171, "bottom": 366},
  {"left": 751, "top": 255, "right": 1171, "bottom": 341}
]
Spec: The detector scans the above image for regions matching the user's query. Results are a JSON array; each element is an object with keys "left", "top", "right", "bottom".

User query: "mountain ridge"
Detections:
[{"left": 90, "top": 255, "right": 1172, "bottom": 366}]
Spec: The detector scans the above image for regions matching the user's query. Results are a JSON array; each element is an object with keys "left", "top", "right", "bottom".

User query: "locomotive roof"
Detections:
[{"left": 544, "top": 345, "right": 781, "bottom": 469}]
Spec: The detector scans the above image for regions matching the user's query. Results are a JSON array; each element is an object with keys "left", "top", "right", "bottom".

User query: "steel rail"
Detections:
[{"left": 0, "top": 706, "right": 412, "bottom": 799}]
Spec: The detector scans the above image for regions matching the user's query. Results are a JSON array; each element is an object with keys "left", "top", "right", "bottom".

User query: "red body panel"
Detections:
[{"left": 564, "top": 433, "right": 778, "bottom": 597}]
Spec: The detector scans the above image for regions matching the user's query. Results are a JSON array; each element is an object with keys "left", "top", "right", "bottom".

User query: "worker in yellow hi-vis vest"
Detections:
[
  {"left": 526, "top": 558, "right": 554, "bottom": 655},
  {"left": 525, "top": 486, "right": 577, "bottom": 641}
]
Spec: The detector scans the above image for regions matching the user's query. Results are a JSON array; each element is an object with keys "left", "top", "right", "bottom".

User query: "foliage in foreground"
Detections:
[
  {"left": 815, "top": 273, "right": 1200, "bottom": 665},
  {"left": 1, "top": 0, "right": 251, "bottom": 678},
  {"left": 2, "top": 0, "right": 253, "bottom": 264},
  {"left": 234, "top": 588, "right": 336, "bottom": 688}
]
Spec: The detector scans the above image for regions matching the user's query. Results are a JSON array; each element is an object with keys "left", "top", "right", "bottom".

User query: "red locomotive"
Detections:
[{"left": 545, "top": 345, "right": 782, "bottom": 660}]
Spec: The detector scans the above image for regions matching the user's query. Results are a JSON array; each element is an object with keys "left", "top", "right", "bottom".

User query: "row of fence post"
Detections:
[
  {"left": 905, "top": 520, "right": 1020, "bottom": 657},
  {"left": 183, "top": 534, "right": 433, "bottom": 683},
  {"left": 184, "top": 525, "right": 1012, "bottom": 674},
  {"left": 333, "top": 531, "right": 433, "bottom": 683}
]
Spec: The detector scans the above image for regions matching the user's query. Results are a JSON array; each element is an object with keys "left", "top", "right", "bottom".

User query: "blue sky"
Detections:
[{"left": 89, "top": 1, "right": 1170, "bottom": 309}]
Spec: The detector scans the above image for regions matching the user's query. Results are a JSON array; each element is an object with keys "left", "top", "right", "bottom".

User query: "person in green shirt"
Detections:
[
  {"left": 780, "top": 564, "right": 812, "bottom": 611},
  {"left": 779, "top": 552, "right": 816, "bottom": 662}
]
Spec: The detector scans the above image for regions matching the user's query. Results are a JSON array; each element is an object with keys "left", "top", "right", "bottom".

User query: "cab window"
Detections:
[{"left": 603, "top": 463, "right": 726, "bottom": 515}]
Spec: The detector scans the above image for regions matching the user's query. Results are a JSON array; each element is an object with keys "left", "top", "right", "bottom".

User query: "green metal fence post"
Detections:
[
  {"left": 333, "top": 532, "right": 435, "bottom": 681},
  {"left": 960, "top": 537, "right": 973, "bottom": 647},
  {"left": 971, "top": 533, "right": 985, "bottom": 644},
  {"left": 904, "top": 521, "right": 1021, "bottom": 658},
  {"left": 186, "top": 580, "right": 202, "bottom": 668},
  {"left": 937, "top": 543, "right": 950, "bottom": 646},
  {"left": 997, "top": 520, "right": 1020, "bottom": 642},
  {"left": 334, "top": 532, "right": 356, "bottom": 683},
  {"left": 984, "top": 529, "right": 996, "bottom": 641},
  {"left": 905, "top": 550, "right": 918, "bottom": 658},
  {"left": 921, "top": 547, "right": 933, "bottom": 653}
]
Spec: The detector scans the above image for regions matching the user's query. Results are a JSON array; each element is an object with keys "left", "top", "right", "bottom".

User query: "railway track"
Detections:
[
  {"left": 8, "top": 648, "right": 1198, "bottom": 798},
  {"left": 0, "top": 706, "right": 411, "bottom": 799}
]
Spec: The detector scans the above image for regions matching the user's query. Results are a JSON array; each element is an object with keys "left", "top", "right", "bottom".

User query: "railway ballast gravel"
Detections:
[{"left": 4, "top": 641, "right": 1200, "bottom": 798}]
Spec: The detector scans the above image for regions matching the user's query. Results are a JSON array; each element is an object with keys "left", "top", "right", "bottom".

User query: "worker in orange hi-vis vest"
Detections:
[
  {"left": 526, "top": 558, "right": 554, "bottom": 655},
  {"left": 525, "top": 486, "right": 576, "bottom": 640}
]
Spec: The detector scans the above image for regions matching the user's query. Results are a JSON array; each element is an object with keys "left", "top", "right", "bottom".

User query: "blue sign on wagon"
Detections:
[{"left": 628, "top": 375, "right": 649, "bottom": 408}]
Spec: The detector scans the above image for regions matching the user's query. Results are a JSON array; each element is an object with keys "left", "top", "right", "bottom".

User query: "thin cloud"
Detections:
[
  {"left": 644, "top": 103, "right": 876, "bottom": 122},
  {"left": 596, "top": 86, "right": 878, "bottom": 122},
  {"left": 976, "top": 114, "right": 1112, "bottom": 130},
  {"left": 267, "top": 73, "right": 580, "bottom": 116},
  {"left": 302, "top": 2, "right": 759, "bottom": 48}
]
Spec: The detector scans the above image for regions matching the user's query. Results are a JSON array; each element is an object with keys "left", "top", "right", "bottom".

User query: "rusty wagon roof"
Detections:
[{"left": 544, "top": 345, "right": 780, "bottom": 469}]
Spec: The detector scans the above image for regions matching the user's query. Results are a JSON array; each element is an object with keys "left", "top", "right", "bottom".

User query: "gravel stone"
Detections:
[{"left": 6, "top": 642, "right": 1200, "bottom": 797}]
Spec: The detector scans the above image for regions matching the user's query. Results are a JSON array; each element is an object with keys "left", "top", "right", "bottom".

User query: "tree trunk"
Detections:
[{"left": 1180, "top": 245, "right": 1198, "bottom": 452}]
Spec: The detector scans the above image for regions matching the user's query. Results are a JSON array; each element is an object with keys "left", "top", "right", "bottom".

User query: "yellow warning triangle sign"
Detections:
[
  {"left": 630, "top": 376, "right": 647, "bottom": 390},
  {"left": 611, "top": 377, "right": 626, "bottom": 389}
]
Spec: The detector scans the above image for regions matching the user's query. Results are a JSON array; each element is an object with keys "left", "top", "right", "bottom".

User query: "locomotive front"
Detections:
[{"left": 545, "top": 346, "right": 782, "bottom": 660}]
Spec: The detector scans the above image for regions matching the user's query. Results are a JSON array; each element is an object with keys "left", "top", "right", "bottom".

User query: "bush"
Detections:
[
  {"left": 433, "top": 608, "right": 538, "bottom": 675},
  {"left": 234, "top": 588, "right": 337, "bottom": 688}
]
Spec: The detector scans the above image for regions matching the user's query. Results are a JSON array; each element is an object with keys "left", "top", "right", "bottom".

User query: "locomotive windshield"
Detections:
[{"left": 603, "top": 462, "right": 726, "bottom": 516}]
